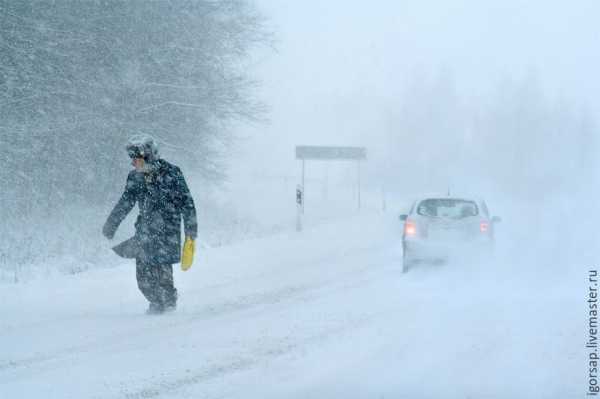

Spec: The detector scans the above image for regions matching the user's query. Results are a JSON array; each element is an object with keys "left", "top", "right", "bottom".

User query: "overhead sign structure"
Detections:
[
  {"left": 295, "top": 146, "right": 367, "bottom": 161},
  {"left": 295, "top": 146, "right": 367, "bottom": 231}
]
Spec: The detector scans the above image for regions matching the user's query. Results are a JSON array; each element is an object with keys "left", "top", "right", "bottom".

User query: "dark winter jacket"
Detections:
[{"left": 103, "top": 159, "right": 197, "bottom": 265}]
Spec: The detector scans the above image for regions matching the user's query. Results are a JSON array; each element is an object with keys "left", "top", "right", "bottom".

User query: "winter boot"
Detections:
[
  {"left": 163, "top": 304, "right": 176, "bottom": 313},
  {"left": 146, "top": 302, "right": 164, "bottom": 315},
  {"left": 163, "top": 301, "right": 177, "bottom": 313}
]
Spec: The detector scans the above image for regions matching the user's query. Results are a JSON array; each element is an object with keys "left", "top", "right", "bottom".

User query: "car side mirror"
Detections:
[
  {"left": 399, "top": 214, "right": 408, "bottom": 221},
  {"left": 492, "top": 216, "right": 502, "bottom": 223}
]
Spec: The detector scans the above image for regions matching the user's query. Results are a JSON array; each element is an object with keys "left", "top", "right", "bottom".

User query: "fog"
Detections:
[
  {"left": 229, "top": 0, "right": 598, "bottom": 266},
  {"left": 236, "top": 0, "right": 600, "bottom": 168},
  {"left": 1, "top": 1, "right": 597, "bottom": 397}
]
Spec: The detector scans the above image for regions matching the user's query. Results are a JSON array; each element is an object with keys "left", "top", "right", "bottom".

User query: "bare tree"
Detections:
[
  {"left": 0, "top": 0, "right": 270, "bottom": 212},
  {"left": 0, "top": 0, "right": 271, "bottom": 274}
]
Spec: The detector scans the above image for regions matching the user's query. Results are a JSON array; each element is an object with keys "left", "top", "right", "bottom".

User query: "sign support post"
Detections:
[
  {"left": 295, "top": 145, "right": 367, "bottom": 227},
  {"left": 357, "top": 159, "right": 361, "bottom": 210},
  {"left": 296, "top": 184, "right": 303, "bottom": 231},
  {"left": 301, "top": 159, "right": 305, "bottom": 214}
]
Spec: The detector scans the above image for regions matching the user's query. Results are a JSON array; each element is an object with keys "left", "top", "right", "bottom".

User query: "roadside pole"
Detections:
[
  {"left": 357, "top": 159, "right": 361, "bottom": 211},
  {"left": 296, "top": 184, "right": 303, "bottom": 232},
  {"left": 301, "top": 159, "right": 305, "bottom": 214}
]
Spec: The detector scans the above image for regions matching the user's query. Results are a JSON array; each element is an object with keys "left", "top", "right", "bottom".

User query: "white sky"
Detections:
[{"left": 233, "top": 0, "right": 600, "bottom": 178}]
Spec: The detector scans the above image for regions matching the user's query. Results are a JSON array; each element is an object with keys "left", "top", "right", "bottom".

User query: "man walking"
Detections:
[{"left": 103, "top": 135, "right": 197, "bottom": 314}]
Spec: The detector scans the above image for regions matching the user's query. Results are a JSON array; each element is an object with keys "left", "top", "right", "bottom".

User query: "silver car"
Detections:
[{"left": 399, "top": 197, "right": 501, "bottom": 272}]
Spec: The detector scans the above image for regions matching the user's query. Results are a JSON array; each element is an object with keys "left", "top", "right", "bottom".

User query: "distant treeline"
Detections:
[{"left": 380, "top": 73, "right": 598, "bottom": 199}]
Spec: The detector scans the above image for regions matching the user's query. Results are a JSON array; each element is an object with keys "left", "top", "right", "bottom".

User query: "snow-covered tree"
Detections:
[
  {"left": 0, "top": 1, "right": 270, "bottom": 277},
  {"left": 0, "top": 0, "right": 269, "bottom": 213}
]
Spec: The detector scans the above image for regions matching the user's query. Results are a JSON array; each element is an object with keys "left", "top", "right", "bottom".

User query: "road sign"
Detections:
[
  {"left": 296, "top": 184, "right": 304, "bottom": 231},
  {"left": 295, "top": 145, "right": 367, "bottom": 224},
  {"left": 296, "top": 185, "right": 303, "bottom": 206},
  {"left": 295, "top": 146, "right": 366, "bottom": 161}
]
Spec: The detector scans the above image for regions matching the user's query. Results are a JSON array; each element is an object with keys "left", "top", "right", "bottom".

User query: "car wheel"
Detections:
[{"left": 402, "top": 248, "right": 414, "bottom": 273}]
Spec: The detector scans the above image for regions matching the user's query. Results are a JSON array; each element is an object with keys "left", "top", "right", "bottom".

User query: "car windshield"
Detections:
[{"left": 416, "top": 199, "right": 479, "bottom": 219}]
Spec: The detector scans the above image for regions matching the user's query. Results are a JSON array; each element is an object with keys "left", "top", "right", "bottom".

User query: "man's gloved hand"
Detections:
[
  {"left": 181, "top": 236, "right": 195, "bottom": 271},
  {"left": 102, "top": 222, "right": 116, "bottom": 240}
]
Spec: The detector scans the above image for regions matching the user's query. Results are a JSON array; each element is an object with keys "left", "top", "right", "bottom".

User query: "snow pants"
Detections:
[{"left": 135, "top": 260, "right": 177, "bottom": 307}]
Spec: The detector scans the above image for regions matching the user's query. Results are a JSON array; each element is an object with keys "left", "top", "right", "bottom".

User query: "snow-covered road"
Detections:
[{"left": 1, "top": 213, "right": 583, "bottom": 398}]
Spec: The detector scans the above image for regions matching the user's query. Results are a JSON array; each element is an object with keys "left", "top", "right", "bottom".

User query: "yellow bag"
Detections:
[{"left": 181, "top": 237, "right": 195, "bottom": 271}]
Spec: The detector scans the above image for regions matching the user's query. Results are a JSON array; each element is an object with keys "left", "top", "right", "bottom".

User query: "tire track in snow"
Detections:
[
  {"left": 0, "top": 248, "right": 400, "bottom": 381},
  {"left": 118, "top": 315, "right": 374, "bottom": 399},
  {"left": 1, "top": 238, "right": 394, "bottom": 335},
  {"left": 0, "top": 283, "right": 312, "bottom": 377}
]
